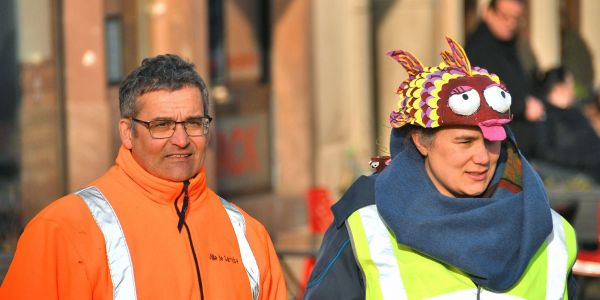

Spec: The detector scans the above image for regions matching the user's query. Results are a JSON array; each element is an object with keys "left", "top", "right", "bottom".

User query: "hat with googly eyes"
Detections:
[{"left": 387, "top": 37, "right": 512, "bottom": 141}]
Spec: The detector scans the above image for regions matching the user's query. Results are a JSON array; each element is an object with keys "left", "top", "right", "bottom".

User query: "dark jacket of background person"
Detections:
[
  {"left": 534, "top": 67, "right": 600, "bottom": 183},
  {"left": 535, "top": 105, "right": 600, "bottom": 182},
  {"left": 584, "top": 93, "right": 600, "bottom": 136},
  {"left": 466, "top": 22, "right": 537, "bottom": 156}
]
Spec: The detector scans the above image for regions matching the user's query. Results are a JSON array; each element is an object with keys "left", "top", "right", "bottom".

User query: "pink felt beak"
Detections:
[{"left": 478, "top": 119, "right": 512, "bottom": 141}]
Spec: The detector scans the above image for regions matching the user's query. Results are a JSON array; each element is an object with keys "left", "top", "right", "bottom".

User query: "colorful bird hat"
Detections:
[{"left": 388, "top": 37, "right": 512, "bottom": 141}]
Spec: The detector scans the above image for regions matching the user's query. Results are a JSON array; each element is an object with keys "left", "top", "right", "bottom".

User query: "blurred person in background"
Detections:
[
  {"left": 466, "top": 0, "right": 545, "bottom": 157},
  {"left": 534, "top": 66, "right": 600, "bottom": 184},
  {"left": 303, "top": 38, "right": 576, "bottom": 299},
  {"left": 0, "top": 54, "right": 286, "bottom": 300},
  {"left": 560, "top": 5, "right": 595, "bottom": 102}
]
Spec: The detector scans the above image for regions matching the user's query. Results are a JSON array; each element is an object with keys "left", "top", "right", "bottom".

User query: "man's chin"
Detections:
[{"left": 157, "top": 169, "right": 199, "bottom": 182}]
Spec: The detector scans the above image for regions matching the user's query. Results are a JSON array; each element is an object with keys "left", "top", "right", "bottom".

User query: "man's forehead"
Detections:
[{"left": 136, "top": 88, "right": 203, "bottom": 113}]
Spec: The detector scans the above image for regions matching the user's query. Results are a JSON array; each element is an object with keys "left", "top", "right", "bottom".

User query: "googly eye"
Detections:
[
  {"left": 448, "top": 89, "right": 481, "bottom": 116},
  {"left": 484, "top": 85, "right": 511, "bottom": 113},
  {"left": 370, "top": 161, "right": 380, "bottom": 169}
]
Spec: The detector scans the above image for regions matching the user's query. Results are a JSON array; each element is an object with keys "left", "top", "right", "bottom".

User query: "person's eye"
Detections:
[
  {"left": 448, "top": 88, "right": 480, "bottom": 116},
  {"left": 484, "top": 85, "right": 511, "bottom": 113},
  {"left": 185, "top": 120, "right": 204, "bottom": 128},
  {"left": 454, "top": 137, "right": 476, "bottom": 144},
  {"left": 151, "top": 121, "right": 172, "bottom": 129}
]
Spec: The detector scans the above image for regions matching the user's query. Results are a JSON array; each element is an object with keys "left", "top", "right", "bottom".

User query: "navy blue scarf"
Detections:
[{"left": 375, "top": 128, "right": 553, "bottom": 291}]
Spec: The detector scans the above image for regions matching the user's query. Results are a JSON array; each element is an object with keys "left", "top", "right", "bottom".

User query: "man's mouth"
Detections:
[{"left": 166, "top": 153, "right": 192, "bottom": 158}]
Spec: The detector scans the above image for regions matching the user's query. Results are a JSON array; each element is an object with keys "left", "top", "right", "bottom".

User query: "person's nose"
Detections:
[
  {"left": 169, "top": 123, "right": 190, "bottom": 148},
  {"left": 472, "top": 141, "right": 491, "bottom": 165}
]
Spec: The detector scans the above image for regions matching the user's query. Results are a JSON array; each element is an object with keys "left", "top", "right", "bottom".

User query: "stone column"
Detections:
[
  {"left": 311, "top": 0, "right": 374, "bottom": 197},
  {"left": 63, "top": 0, "right": 112, "bottom": 191},
  {"left": 17, "top": 0, "right": 66, "bottom": 221},
  {"left": 529, "top": 0, "right": 560, "bottom": 70},
  {"left": 272, "top": 0, "right": 314, "bottom": 196}
]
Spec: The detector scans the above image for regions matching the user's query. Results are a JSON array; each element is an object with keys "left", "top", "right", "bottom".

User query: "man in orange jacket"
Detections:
[{"left": 0, "top": 54, "right": 287, "bottom": 300}]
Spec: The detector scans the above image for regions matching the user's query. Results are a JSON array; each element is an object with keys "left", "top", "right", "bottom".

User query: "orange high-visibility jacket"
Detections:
[{"left": 0, "top": 147, "right": 287, "bottom": 300}]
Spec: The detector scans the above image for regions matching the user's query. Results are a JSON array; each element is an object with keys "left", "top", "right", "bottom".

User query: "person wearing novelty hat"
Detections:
[{"left": 303, "top": 37, "right": 577, "bottom": 299}]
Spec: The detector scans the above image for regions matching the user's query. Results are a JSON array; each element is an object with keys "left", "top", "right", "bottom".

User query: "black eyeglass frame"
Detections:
[{"left": 131, "top": 115, "right": 213, "bottom": 139}]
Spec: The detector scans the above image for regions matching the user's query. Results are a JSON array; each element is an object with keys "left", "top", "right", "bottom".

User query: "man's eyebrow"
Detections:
[
  {"left": 150, "top": 116, "right": 175, "bottom": 121},
  {"left": 150, "top": 115, "right": 205, "bottom": 120},
  {"left": 186, "top": 115, "right": 206, "bottom": 119}
]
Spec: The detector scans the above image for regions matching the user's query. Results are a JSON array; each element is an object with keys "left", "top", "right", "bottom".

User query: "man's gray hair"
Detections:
[{"left": 119, "top": 54, "right": 209, "bottom": 118}]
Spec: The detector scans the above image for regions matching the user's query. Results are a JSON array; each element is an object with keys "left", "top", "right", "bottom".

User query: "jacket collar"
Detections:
[
  {"left": 115, "top": 146, "right": 208, "bottom": 206},
  {"left": 332, "top": 175, "right": 377, "bottom": 228}
]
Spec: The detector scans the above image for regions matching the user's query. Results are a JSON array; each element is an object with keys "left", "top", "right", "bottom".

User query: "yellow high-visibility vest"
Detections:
[{"left": 346, "top": 204, "right": 577, "bottom": 300}]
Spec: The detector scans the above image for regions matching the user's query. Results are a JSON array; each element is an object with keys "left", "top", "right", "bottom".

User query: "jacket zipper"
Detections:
[
  {"left": 175, "top": 181, "right": 204, "bottom": 300},
  {"left": 182, "top": 222, "right": 204, "bottom": 300}
]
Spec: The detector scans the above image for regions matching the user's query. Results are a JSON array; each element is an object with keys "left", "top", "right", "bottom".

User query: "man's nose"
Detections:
[{"left": 169, "top": 123, "right": 190, "bottom": 147}]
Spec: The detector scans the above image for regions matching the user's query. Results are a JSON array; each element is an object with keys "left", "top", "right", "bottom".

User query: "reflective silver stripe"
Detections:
[
  {"left": 546, "top": 210, "right": 568, "bottom": 300},
  {"left": 356, "top": 205, "right": 407, "bottom": 300},
  {"left": 220, "top": 197, "right": 260, "bottom": 300},
  {"left": 76, "top": 186, "right": 137, "bottom": 300}
]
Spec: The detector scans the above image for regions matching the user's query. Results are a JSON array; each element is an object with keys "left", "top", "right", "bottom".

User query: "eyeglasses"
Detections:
[{"left": 132, "top": 116, "right": 212, "bottom": 139}]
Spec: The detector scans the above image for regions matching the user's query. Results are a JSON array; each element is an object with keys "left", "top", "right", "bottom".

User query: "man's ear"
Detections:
[
  {"left": 205, "top": 127, "right": 212, "bottom": 145},
  {"left": 411, "top": 131, "right": 429, "bottom": 157},
  {"left": 119, "top": 118, "right": 133, "bottom": 150}
]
